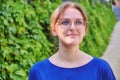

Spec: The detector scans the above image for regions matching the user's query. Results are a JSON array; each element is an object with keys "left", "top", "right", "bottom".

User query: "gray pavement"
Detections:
[{"left": 101, "top": 21, "right": 120, "bottom": 80}]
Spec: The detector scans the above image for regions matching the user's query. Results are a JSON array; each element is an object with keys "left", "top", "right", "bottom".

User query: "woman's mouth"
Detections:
[{"left": 67, "top": 34, "right": 78, "bottom": 37}]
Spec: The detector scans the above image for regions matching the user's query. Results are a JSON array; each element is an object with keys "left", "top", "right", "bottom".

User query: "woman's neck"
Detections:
[
  {"left": 49, "top": 43, "right": 93, "bottom": 68},
  {"left": 56, "top": 43, "right": 82, "bottom": 62}
]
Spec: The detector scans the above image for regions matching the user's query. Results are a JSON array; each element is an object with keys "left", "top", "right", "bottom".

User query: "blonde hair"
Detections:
[{"left": 50, "top": 1, "right": 88, "bottom": 32}]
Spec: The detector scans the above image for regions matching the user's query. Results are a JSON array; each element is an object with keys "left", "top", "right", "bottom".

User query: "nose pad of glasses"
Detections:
[{"left": 69, "top": 23, "right": 77, "bottom": 30}]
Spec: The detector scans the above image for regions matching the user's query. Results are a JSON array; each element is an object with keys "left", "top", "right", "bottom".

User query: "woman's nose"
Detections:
[{"left": 69, "top": 22, "right": 76, "bottom": 30}]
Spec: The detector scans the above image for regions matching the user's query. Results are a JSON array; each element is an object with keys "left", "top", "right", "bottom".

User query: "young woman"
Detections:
[{"left": 28, "top": 2, "right": 116, "bottom": 80}]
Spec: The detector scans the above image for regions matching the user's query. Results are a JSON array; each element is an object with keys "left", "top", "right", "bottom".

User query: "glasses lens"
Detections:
[
  {"left": 75, "top": 20, "right": 85, "bottom": 29},
  {"left": 60, "top": 20, "right": 70, "bottom": 29},
  {"left": 59, "top": 19, "right": 85, "bottom": 29}
]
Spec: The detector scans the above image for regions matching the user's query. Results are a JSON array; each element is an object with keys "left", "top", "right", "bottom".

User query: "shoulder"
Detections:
[
  {"left": 29, "top": 59, "right": 48, "bottom": 74},
  {"left": 91, "top": 57, "right": 113, "bottom": 71},
  {"left": 93, "top": 57, "right": 110, "bottom": 66},
  {"left": 28, "top": 59, "right": 49, "bottom": 80},
  {"left": 93, "top": 57, "right": 114, "bottom": 74},
  {"left": 93, "top": 57, "right": 116, "bottom": 80}
]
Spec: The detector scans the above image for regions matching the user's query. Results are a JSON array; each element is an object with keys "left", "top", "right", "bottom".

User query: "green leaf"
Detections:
[{"left": 15, "top": 69, "right": 26, "bottom": 77}]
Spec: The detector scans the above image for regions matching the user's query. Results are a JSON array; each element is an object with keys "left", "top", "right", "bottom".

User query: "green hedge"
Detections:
[
  {"left": 80, "top": 1, "right": 116, "bottom": 56},
  {"left": 0, "top": 0, "right": 116, "bottom": 80},
  {"left": 0, "top": 0, "right": 58, "bottom": 80}
]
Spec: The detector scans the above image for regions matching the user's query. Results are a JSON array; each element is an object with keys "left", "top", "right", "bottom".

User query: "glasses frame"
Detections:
[{"left": 57, "top": 18, "right": 86, "bottom": 30}]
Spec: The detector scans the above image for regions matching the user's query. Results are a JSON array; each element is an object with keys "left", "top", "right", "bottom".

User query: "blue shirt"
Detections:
[{"left": 28, "top": 57, "right": 116, "bottom": 80}]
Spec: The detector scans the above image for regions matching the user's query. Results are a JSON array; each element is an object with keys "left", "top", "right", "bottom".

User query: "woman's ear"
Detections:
[
  {"left": 83, "top": 28, "right": 87, "bottom": 37},
  {"left": 51, "top": 26, "right": 57, "bottom": 36}
]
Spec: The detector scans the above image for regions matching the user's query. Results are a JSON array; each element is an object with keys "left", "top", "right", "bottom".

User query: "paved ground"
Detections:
[{"left": 101, "top": 21, "right": 120, "bottom": 80}]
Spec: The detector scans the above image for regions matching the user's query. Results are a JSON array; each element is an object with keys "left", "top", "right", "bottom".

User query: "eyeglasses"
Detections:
[{"left": 57, "top": 19, "right": 86, "bottom": 29}]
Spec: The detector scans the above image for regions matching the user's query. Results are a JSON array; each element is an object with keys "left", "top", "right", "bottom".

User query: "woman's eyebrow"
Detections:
[{"left": 61, "top": 18, "right": 84, "bottom": 21}]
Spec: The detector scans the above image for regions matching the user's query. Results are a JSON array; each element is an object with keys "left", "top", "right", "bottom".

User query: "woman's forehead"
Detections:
[{"left": 60, "top": 7, "right": 83, "bottom": 19}]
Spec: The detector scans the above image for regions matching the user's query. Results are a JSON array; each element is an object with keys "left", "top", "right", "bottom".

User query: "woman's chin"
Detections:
[
  {"left": 59, "top": 36, "right": 83, "bottom": 47},
  {"left": 64, "top": 39, "right": 81, "bottom": 46}
]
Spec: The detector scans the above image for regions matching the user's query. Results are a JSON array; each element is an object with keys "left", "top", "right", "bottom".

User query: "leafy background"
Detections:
[{"left": 0, "top": 0, "right": 116, "bottom": 80}]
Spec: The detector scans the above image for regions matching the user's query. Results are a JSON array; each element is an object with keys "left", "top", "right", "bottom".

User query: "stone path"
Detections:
[{"left": 101, "top": 21, "right": 120, "bottom": 80}]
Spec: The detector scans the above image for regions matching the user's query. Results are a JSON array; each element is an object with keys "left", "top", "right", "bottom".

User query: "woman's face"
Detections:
[{"left": 53, "top": 7, "right": 86, "bottom": 47}]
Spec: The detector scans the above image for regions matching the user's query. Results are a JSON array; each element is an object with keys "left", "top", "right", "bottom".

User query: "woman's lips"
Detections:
[{"left": 67, "top": 34, "right": 78, "bottom": 37}]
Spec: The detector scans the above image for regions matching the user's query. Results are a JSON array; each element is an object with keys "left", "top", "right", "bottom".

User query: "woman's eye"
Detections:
[
  {"left": 76, "top": 21, "right": 82, "bottom": 25},
  {"left": 61, "top": 21, "right": 69, "bottom": 25}
]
